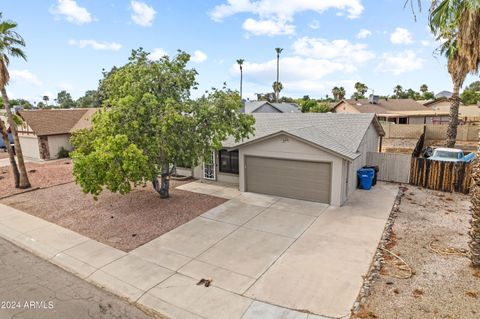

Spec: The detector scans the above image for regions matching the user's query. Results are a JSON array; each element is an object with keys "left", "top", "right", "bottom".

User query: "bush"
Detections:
[{"left": 57, "top": 147, "right": 70, "bottom": 158}]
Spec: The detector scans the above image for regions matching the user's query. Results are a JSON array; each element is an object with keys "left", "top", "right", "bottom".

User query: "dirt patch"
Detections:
[
  {"left": 1, "top": 180, "right": 227, "bottom": 252},
  {"left": 0, "top": 159, "right": 73, "bottom": 198},
  {"left": 353, "top": 187, "right": 480, "bottom": 319},
  {"left": 0, "top": 151, "right": 9, "bottom": 159}
]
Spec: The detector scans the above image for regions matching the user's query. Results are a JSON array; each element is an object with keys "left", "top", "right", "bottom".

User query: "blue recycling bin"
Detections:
[{"left": 357, "top": 168, "right": 375, "bottom": 190}]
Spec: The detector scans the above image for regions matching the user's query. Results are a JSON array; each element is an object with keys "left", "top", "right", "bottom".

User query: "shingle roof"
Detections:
[
  {"left": 224, "top": 113, "right": 382, "bottom": 160},
  {"left": 242, "top": 101, "right": 300, "bottom": 113},
  {"left": 19, "top": 109, "right": 95, "bottom": 136},
  {"left": 336, "top": 98, "right": 428, "bottom": 114}
]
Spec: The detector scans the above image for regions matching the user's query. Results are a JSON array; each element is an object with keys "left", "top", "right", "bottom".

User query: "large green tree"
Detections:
[
  {"left": 71, "top": 49, "right": 254, "bottom": 198},
  {"left": 0, "top": 13, "right": 30, "bottom": 188},
  {"left": 354, "top": 82, "right": 368, "bottom": 98},
  {"left": 55, "top": 90, "right": 76, "bottom": 108},
  {"left": 76, "top": 89, "right": 102, "bottom": 108}
]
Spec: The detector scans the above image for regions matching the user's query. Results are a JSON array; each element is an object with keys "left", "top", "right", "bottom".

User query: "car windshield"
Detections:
[{"left": 434, "top": 150, "right": 460, "bottom": 159}]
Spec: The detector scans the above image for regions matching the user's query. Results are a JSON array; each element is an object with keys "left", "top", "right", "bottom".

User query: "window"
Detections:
[
  {"left": 398, "top": 117, "right": 408, "bottom": 124},
  {"left": 219, "top": 150, "right": 239, "bottom": 174}
]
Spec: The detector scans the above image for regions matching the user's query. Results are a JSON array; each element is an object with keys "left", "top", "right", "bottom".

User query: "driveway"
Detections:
[{"left": 132, "top": 181, "right": 398, "bottom": 318}]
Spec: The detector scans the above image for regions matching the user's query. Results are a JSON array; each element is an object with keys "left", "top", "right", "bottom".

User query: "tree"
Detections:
[
  {"left": 0, "top": 13, "right": 30, "bottom": 189},
  {"left": 76, "top": 90, "right": 102, "bottom": 108},
  {"left": 420, "top": 84, "right": 429, "bottom": 94},
  {"left": 36, "top": 101, "right": 45, "bottom": 108},
  {"left": 467, "top": 80, "right": 480, "bottom": 92},
  {"left": 236, "top": 59, "right": 244, "bottom": 100},
  {"left": 338, "top": 87, "right": 346, "bottom": 100},
  {"left": 256, "top": 92, "right": 275, "bottom": 102},
  {"left": 423, "top": 91, "right": 435, "bottom": 100},
  {"left": 354, "top": 82, "right": 368, "bottom": 98},
  {"left": 394, "top": 85, "right": 403, "bottom": 99},
  {"left": 71, "top": 49, "right": 255, "bottom": 199},
  {"left": 309, "top": 101, "right": 330, "bottom": 113},
  {"left": 331, "top": 87, "right": 340, "bottom": 101},
  {"left": 461, "top": 89, "right": 480, "bottom": 104},
  {"left": 42, "top": 95, "right": 49, "bottom": 108},
  {"left": 272, "top": 81, "right": 283, "bottom": 100},
  {"left": 55, "top": 90, "right": 76, "bottom": 108},
  {"left": 274, "top": 48, "right": 283, "bottom": 102},
  {"left": 300, "top": 99, "right": 317, "bottom": 113}
]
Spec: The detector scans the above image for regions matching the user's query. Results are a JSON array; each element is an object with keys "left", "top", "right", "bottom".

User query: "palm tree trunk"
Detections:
[
  {"left": 240, "top": 67, "right": 243, "bottom": 101},
  {"left": 470, "top": 133, "right": 480, "bottom": 266},
  {"left": 276, "top": 53, "right": 280, "bottom": 103},
  {"left": 446, "top": 82, "right": 461, "bottom": 148},
  {"left": 0, "top": 119, "right": 19, "bottom": 187},
  {"left": 1, "top": 87, "right": 30, "bottom": 189}
]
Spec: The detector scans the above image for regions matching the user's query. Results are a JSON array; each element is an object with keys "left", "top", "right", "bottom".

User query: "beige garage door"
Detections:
[{"left": 245, "top": 156, "right": 331, "bottom": 203}]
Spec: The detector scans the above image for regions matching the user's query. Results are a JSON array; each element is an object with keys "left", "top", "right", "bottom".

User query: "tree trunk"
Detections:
[
  {"left": 446, "top": 82, "right": 461, "bottom": 148},
  {"left": 470, "top": 131, "right": 480, "bottom": 266},
  {"left": 1, "top": 87, "right": 30, "bottom": 189},
  {"left": 152, "top": 163, "right": 174, "bottom": 199},
  {"left": 0, "top": 119, "right": 19, "bottom": 187},
  {"left": 276, "top": 54, "right": 280, "bottom": 103},
  {"left": 240, "top": 67, "right": 243, "bottom": 101}
]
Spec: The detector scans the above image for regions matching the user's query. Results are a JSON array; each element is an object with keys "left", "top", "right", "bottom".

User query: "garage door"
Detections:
[{"left": 245, "top": 156, "right": 331, "bottom": 203}]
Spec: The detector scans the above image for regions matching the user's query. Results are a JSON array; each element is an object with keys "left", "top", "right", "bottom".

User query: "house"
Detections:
[
  {"left": 435, "top": 90, "right": 453, "bottom": 99},
  {"left": 332, "top": 96, "right": 449, "bottom": 124},
  {"left": 241, "top": 101, "right": 300, "bottom": 113},
  {"left": 179, "top": 113, "right": 383, "bottom": 206},
  {"left": 423, "top": 97, "right": 480, "bottom": 120},
  {"left": 17, "top": 108, "right": 96, "bottom": 160}
]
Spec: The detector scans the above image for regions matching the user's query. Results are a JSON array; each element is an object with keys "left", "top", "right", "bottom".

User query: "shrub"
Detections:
[{"left": 57, "top": 147, "right": 70, "bottom": 158}]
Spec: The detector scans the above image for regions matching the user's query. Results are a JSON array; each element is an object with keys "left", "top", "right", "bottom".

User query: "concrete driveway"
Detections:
[{"left": 131, "top": 181, "right": 398, "bottom": 318}]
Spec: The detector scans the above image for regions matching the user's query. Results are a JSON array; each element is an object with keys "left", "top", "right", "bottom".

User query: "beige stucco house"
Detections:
[
  {"left": 178, "top": 113, "right": 383, "bottom": 206},
  {"left": 17, "top": 109, "right": 96, "bottom": 160},
  {"left": 333, "top": 96, "right": 449, "bottom": 124}
]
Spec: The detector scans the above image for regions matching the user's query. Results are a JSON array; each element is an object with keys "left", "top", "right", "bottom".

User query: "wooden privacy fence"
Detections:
[
  {"left": 367, "top": 152, "right": 411, "bottom": 183},
  {"left": 409, "top": 157, "right": 473, "bottom": 193}
]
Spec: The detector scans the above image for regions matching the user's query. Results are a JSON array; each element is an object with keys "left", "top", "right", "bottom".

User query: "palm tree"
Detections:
[
  {"left": 331, "top": 87, "right": 340, "bottom": 101},
  {"left": 274, "top": 48, "right": 283, "bottom": 102},
  {"left": 420, "top": 84, "right": 428, "bottom": 94},
  {"left": 394, "top": 85, "right": 403, "bottom": 99},
  {"left": 272, "top": 81, "right": 283, "bottom": 99},
  {"left": 0, "top": 14, "right": 30, "bottom": 188},
  {"left": 42, "top": 95, "right": 49, "bottom": 108},
  {"left": 236, "top": 59, "right": 244, "bottom": 101},
  {"left": 338, "top": 87, "right": 346, "bottom": 100},
  {"left": 354, "top": 82, "right": 368, "bottom": 98}
]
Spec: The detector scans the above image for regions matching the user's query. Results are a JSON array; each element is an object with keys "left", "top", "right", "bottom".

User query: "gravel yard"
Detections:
[
  {"left": 1, "top": 175, "right": 227, "bottom": 252},
  {"left": 353, "top": 187, "right": 480, "bottom": 319},
  {"left": 0, "top": 159, "right": 73, "bottom": 198}
]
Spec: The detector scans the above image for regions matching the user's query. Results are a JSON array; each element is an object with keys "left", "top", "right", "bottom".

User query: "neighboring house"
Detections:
[
  {"left": 241, "top": 101, "right": 300, "bottom": 113},
  {"left": 435, "top": 90, "right": 453, "bottom": 99},
  {"left": 332, "top": 96, "right": 449, "bottom": 124},
  {"left": 179, "top": 113, "right": 383, "bottom": 206},
  {"left": 17, "top": 109, "right": 96, "bottom": 160},
  {"left": 423, "top": 97, "right": 480, "bottom": 120}
]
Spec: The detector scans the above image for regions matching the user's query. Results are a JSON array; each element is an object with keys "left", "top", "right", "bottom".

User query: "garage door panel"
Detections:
[{"left": 245, "top": 156, "right": 331, "bottom": 203}]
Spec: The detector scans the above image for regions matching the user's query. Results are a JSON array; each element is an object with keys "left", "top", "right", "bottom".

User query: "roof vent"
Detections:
[{"left": 369, "top": 94, "right": 379, "bottom": 104}]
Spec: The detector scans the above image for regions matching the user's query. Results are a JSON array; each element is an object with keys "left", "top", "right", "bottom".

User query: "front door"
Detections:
[{"left": 203, "top": 152, "right": 216, "bottom": 180}]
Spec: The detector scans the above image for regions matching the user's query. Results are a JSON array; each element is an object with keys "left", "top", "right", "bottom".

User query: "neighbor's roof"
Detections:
[
  {"left": 19, "top": 108, "right": 96, "bottom": 136},
  {"left": 242, "top": 101, "right": 300, "bottom": 113},
  {"left": 435, "top": 90, "right": 453, "bottom": 99},
  {"left": 224, "top": 113, "right": 383, "bottom": 160},
  {"left": 333, "top": 98, "right": 430, "bottom": 114}
]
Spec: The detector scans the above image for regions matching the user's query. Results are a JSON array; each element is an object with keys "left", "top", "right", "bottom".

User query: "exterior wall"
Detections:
[
  {"left": 347, "top": 123, "right": 380, "bottom": 198},
  {"left": 333, "top": 101, "right": 361, "bottom": 114},
  {"left": 47, "top": 134, "right": 73, "bottom": 159},
  {"left": 252, "top": 104, "right": 281, "bottom": 113},
  {"left": 19, "top": 135, "right": 41, "bottom": 159},
  {"left": 238, "top": 134, "right": 345, "bottom": 206}
]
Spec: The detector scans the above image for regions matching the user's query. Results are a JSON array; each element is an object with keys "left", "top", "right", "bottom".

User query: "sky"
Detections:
[{"left": 2, "top": 0, "right": 479, "bottom": 104}]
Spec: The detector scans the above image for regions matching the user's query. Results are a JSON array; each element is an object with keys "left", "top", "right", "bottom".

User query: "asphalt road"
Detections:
[{"left": 0, "top": 237, "right": 158, "bottom": 319}]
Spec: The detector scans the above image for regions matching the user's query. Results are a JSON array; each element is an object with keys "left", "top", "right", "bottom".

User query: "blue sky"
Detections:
[{"left": 2, "top": 0, "right": 478, "bottom": 103}]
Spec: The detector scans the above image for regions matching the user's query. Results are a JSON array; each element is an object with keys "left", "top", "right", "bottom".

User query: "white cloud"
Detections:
[
  {"left": 292, "top": 37, "right": 375, "bottom": 63},
  {"left": 130, "top": 1, "right": 156, "bottom": 27},
  {"left": 376, "top": 50, "right": 424, "bottom": 75},
  {"left": 57, "top": 82, "right": 74, "bottom": 91},
  {"left": 10, "top": 70, "right": 42, "bottom": 86},
  {"left": 421, "top": 40, "right": 430, "bottom": 46},
  {"left": 243, "top": 18, "right": 295, "bottom": 36},
  {"left": 309, "top": 20, "right": 320, "bottom": 29},
  {"left": 390, "top": 27, "right": 414, "bottom": 44},
  {"left": 50, "top": 0, "right": 92, "bottom": 24},
  {"left": 210, "top": 0, "right": 363, "bottom": 37},
  {"left": 357, "top": 28, "right": 372, "bottom": 39},
  {"left": 191, "top": 50, "right": 207, "bottom": 63},
  {"left": 149, "top": 48, "right": 167, "bottom": 60},
  {"left": 68, "top": 39, "right": 122, "bottom": 51}
]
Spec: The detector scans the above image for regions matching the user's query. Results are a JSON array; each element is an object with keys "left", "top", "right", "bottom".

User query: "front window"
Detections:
[
  {"left": 219, "top": 150, "right": 239, "bottom": 174},
  {"left": 433, "top": 150, "right": 461, "bottom": 159}
]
